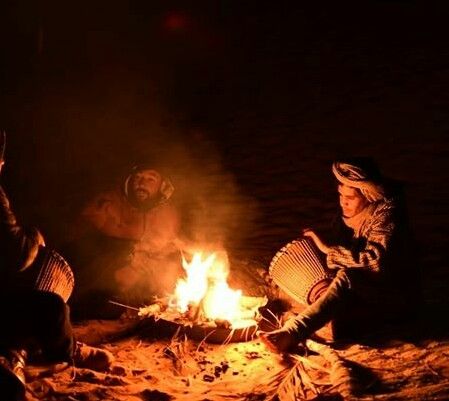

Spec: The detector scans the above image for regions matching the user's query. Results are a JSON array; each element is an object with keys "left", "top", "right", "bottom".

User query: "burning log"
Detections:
[
  {"left": 185, "top": 302, "right": 203, "bottom": 323},
  {"left": 134, "top": 250, "right": 268, "bottom": 343},
  {"left": 138, "top": 302, "right": 162, "bottom": 317},
  {"left": 214, "top": 319, "right": 231, "bottom": 329}
]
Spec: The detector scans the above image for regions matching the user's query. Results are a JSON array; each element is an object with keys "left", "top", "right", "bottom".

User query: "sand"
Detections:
[{"left": 2, "top": 2, "right": 449, "bottom": 400}]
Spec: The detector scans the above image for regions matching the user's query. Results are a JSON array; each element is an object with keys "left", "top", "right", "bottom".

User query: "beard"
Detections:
[
  {"left": 134, "top": 188, "right": 150, "bottom": 201},
  {"left": 129, "top": 189, "right": 162, "bottom": 211}
]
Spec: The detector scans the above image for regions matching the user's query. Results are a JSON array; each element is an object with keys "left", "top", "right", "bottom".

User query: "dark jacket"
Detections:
[{"left": 0, "top": 186, "right": 41, "bottom": 288}]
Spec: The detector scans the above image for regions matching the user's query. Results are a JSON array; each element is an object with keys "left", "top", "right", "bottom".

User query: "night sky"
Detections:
[{"left": 1, "top": 1, "right": 448, "bottom": 268}]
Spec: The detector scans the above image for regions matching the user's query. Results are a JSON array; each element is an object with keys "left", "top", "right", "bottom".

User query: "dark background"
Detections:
[{"left": 1, "top": 1, "right": 448, "bottom": 309}]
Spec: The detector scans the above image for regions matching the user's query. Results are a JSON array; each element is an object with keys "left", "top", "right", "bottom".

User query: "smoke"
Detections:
[{"left": 122, "top": 126, "right": 259, "bottom": 256}]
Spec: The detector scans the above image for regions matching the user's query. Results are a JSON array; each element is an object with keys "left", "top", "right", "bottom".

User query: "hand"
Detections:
[
  {"left": 302, "top": 229, "right": 330, "bottom": 255},
  {"left": 36, "top": 229, "right": 46, "bottom": 247},
  {"left": 259, "top": 329, "right": 298, "bottom": 354},
  {"left": 0, "top": 131, "right": 5, "bottom": 175}
]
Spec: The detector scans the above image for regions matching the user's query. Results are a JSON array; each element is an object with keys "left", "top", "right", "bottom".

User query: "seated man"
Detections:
[
  {"left": 262, "top": 158, "right": 419, "bottom": 352},
  {"left": 70, "top": 164, "right": 182, "bottom": 318},
  {"left": 0, "top": 142, "right": 113, "bottom": 401}
]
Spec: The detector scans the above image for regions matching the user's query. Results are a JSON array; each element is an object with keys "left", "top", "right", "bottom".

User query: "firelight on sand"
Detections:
[{"left": 169, "top": 252, "right": 266, "bottom": 329}]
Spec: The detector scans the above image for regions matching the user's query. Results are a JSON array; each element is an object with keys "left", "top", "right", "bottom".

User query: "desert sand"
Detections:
[{"left": 2, "top": 2, "right": 449, "bottom": 400}]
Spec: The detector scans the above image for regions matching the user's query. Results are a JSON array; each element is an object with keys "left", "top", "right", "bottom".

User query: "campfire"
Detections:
[{"left": 139, "top": 250, "right": 267, "bottom": 342}]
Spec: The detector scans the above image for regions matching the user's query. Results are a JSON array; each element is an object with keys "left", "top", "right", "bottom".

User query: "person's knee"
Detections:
[
  {"left": 34, "top": 291, "right": 69, "bottom": 320},
  {"left": 336, "top": 268, "right": 374, "bottom": 289}
]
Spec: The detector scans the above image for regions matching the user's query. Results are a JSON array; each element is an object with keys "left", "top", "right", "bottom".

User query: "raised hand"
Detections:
[
  {"left": 302, "top": 229, "right": 330, "bottom": 255},
  {"left": 0, "top": 131, "right": 5, "bottom": 175}
]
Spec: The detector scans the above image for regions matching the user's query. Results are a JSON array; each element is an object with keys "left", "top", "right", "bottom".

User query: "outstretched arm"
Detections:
[{"left": 81, "top": 192, "right": 143, "bottom": 240}]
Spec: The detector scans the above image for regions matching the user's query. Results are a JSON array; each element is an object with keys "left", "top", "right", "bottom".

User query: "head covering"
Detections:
[
  {"left": 123, "top": 165, "right": 175, "bottom": 210},
  {"left": 332, "top": 160, "right": 385, "bottom": 202}
]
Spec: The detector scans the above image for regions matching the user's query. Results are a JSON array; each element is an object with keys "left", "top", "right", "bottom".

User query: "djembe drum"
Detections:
[
  {"left": 269, "top": 238, "right": 332, "bottom": 305},
  {"left": 25, "top": 246, "right": 75, "bottom": 303}
]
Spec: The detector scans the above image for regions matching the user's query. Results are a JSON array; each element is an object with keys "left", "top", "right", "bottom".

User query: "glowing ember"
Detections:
[{"left": 169, "top": 252, "right": 266, "bottom": 329}]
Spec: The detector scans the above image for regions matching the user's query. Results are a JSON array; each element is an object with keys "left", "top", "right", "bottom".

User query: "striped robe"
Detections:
[{"left": 326, "top": 199, "right": 397, "bottom": 274}]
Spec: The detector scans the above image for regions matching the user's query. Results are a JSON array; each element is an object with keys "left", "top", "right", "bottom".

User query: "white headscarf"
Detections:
[{"left": 332, "top": 162, "right": 385, "bottom": 203}]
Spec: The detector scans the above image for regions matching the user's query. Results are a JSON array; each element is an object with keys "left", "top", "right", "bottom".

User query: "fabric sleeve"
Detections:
[
  {"left": 326, "top": 203, "right": 395, "bottom": 272},
  {"left": 0, "top": 185, "right": 43, "bottom": 271},
  {"left": 81, "top": 191, "right": 142, "bottom": 240}
]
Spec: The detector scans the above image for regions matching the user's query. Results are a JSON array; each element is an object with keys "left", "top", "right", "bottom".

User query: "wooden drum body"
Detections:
[
  {"left": 26, "top": 247, "right": 75, "bottom": 303},
  {"left": 269, "top": 238, "right": 331, "bottom": 305}
]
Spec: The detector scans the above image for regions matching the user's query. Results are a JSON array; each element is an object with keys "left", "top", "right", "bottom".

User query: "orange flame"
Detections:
[{"left": 170, "top": 252, "right": 266, "bottom": 329}]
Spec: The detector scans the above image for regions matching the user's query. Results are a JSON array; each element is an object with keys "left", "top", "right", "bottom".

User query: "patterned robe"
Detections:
[{"left": 327, "top": 199, "right": 397, "bottom": 274}]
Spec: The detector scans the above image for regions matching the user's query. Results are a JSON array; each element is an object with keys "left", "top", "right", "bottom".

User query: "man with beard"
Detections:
[
  {"left": 70, "top": 164, "right": 182, "bottom": 318},
  {"left": 261, "top": 158, "right": 419, "bottom": 352}
]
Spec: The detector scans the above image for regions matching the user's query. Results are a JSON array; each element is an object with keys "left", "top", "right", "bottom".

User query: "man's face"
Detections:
[
  {"left": 130, "top": 169, "right": 162, "bottom": 203},
  {"left": 338, "top": 184, "right": 369, "bottom": 218}
]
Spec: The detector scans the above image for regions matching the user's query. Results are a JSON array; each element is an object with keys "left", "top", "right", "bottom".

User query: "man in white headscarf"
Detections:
[{"left": 262, "top": 158, "right": 419, "bottom": 352}]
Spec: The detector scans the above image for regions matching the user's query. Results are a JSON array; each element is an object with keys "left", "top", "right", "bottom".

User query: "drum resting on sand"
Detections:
[{"left": 269, "top": 238, "right": 332, "bottom": 305}]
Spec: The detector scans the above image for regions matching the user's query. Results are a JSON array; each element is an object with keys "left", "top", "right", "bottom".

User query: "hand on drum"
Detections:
[{"left": 302, "top": 229, "right": 330, "bottom": 255}]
